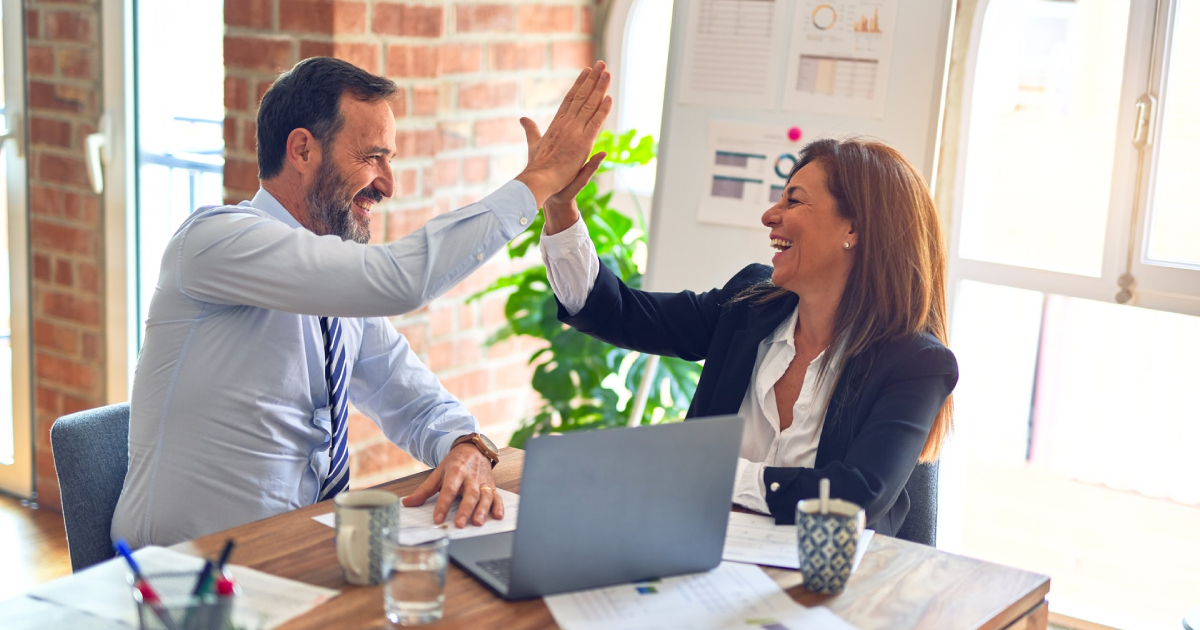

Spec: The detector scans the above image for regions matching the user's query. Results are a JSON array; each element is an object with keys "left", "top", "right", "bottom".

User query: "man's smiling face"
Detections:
[{"left": 303, "top": 95, "right": 397, "bottom": 243}]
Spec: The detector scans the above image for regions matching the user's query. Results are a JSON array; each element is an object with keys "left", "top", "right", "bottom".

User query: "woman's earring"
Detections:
[{"left": 843, "top": 242, "right": 851, "bottom": 250}]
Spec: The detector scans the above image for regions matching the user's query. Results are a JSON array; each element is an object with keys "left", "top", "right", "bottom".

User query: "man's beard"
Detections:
[{"left": 304, "top": 158, "right": 380, "bottom": 244}]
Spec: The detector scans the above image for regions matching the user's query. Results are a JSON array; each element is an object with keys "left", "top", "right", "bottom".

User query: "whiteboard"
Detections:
[{"left": 645, "top": 0, "right": 955, "bottom": 293}]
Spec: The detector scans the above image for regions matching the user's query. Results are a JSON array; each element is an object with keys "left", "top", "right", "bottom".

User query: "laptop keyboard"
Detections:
[{"left": 476, "top": 557, "right": 512, "bottom": 586}]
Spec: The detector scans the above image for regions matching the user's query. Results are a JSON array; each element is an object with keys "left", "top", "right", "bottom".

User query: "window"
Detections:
[
  {"left": 942, "top": 1, "right": 1200, "bottom": 627},
  {"left": 607, "top": 0, "right": 674, "bottom": 198}
]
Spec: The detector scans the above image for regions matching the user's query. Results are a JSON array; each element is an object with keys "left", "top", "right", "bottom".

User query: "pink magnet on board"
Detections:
[{"left": 787, "top": 126, "right": 803, "bottom": 142}]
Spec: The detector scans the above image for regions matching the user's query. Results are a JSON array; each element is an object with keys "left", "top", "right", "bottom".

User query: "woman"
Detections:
[{"left": 538, "top": 137, "right": 957, "bottom": 536}]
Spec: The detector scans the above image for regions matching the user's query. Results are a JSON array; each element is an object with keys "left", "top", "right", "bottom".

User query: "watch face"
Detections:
[{"left": 478, "top": 433, "right": 498, "bottom": 453}]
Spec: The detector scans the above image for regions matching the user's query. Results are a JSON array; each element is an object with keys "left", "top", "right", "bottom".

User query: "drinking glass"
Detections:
[{"left": 382, "top": 525, "right": 449, "bottom": 626}]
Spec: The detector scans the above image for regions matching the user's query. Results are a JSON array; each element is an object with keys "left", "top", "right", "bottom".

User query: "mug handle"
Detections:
[{"left": 337, "top": 525, "right": 364, "bottom": 579}]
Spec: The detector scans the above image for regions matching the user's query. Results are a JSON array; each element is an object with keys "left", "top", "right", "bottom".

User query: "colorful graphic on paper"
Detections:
[{"left": 699, "top": 121, "right": 803, "bottom": 229}]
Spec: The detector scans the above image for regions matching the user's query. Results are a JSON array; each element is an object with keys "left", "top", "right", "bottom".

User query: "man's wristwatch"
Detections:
[{"left": 452, "top": 432, "right": 500, "bottom": 468}]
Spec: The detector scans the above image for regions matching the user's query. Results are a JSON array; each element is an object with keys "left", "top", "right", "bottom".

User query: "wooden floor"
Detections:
[{"left": 0, "top": 495, "right": 71, "bottom": 602}]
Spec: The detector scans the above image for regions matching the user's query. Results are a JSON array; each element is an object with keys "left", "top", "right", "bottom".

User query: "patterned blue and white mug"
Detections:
[
  {"left": 795, "top": 498, "right": 866, "bottom": 595},
  {"left": 334, "top": 490, "right": 400, "bottom": 585}
]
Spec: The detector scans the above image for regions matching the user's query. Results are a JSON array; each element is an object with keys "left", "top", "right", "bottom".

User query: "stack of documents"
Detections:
[
  {"left": 20, "top": 546, "right": 337, "bottom": 629},
  {"left": 723, "top": 511, "right": 874, "bottom": 572},
  {"left": 544, "top": 561, "right": 859, "bottom": 630}
]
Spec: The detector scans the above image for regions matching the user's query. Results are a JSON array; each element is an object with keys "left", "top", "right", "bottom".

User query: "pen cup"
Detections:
[
  {"left": 795, "top": 498, "right": 866, "bottom": 595},
  {"left": 130, "top": 570, "right": 239, "bottom": 630}
]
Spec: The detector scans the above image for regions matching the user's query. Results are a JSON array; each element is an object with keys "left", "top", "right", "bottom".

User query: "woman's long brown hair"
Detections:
[{"left": 737, "top": 137, "right": 953, "bottom": 462}]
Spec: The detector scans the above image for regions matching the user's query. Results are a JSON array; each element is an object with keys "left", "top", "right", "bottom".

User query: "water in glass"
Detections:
[{"left": 384, "top": 527, "right": 448, "bottom": 627}]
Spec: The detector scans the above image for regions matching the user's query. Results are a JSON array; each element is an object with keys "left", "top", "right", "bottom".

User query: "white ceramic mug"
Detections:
[{"left": 334, "top": 490, "right": 399, "bottom": 585}]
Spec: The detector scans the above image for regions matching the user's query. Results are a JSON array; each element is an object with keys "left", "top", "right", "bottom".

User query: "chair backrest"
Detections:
[
  {"left": 50, "top": 402, "right": 131, "bottom": 571},
  {"left": 894, "top": 461, "right": 938, "bottom": 546}
]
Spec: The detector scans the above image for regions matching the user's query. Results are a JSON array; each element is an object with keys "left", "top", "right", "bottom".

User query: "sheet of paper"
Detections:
[
  {"left": 678, "top": 0, "right": 785, "bottom": 108},
  {"left": 544, "top": 561, "right": 858, "bottom": 630},
  {"left": 312, "top": 488, "right": 520, "bottom": 540},
  {"left": 782, "top": 0, "right": 900, "bottom": 117},
  {"left": 698, "top": 120, "right": 805, "bottom": 229},
  {"left": 724, "top": 511, "right": 874, "bottom": 573},
  {"left": 25, "top": 545, "right": 338, "bottom": 630},
  {"left": 0, "top": 596, "right": 130, "bottom": 630}
]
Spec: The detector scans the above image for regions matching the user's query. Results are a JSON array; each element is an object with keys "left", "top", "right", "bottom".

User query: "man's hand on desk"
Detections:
[{"left": 402, "top": 444, "right": 504, "bottom": 528}]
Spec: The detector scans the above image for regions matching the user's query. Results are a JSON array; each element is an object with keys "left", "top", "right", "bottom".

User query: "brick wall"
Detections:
[
  {"left": 224, "top": 1, "right": 596, "bottom": 487},
  {"left": 25, "top": 1, "right": 108, "bottom": 510}
]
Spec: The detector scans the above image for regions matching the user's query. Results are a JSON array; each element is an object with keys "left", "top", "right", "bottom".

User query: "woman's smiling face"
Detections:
[{"left": 761, "top": 160, "right": 857, "bottom": 294}]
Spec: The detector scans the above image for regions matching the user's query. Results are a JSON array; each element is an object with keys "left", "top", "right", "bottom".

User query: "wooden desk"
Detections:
[{"left": 173, "top": 448, "right": 1050, "bottom": 630}]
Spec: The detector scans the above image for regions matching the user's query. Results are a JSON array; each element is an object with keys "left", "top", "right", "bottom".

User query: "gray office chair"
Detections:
[
  {"left": 50, "top": 402, "right": 131, "bottom": 571},
  {"left": 894, "top": 462, "right": 938, "bottom": 546}
]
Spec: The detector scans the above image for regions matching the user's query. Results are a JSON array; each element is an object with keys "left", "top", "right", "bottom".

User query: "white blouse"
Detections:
[{"left": 541, "top": 218, "right": 839, "bottom": 514}]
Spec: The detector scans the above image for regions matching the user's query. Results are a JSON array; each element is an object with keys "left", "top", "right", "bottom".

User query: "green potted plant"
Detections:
[{"left": 472, "top": 130, "right": 702, "bottom": 447}]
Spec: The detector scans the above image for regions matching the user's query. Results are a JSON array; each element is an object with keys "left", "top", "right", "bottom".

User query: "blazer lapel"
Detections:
[{"left": 705, "top": 298, "right": 797, "bottom": 416}]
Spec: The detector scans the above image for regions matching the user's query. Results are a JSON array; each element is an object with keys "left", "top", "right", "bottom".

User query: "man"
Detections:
[{"left": 112, "top": 57, "right": 611, "bottom": 547}]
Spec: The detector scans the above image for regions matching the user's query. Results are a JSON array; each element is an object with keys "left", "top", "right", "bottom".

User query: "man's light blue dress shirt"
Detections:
[{"left": 112, "top": 181, "right": 536, "bottom": 548}]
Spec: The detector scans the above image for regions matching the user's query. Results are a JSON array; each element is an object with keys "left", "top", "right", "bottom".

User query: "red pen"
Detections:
[{"left": 215, "top": 574, "right": 236, "bottom": 625}]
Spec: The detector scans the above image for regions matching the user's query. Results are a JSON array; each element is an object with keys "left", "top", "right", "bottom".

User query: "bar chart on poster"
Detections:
[{"left": 645, "top": 0, "right": 954, "bottom": 293}]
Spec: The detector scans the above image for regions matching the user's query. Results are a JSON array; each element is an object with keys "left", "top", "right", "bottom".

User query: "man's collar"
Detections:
[{"left": 247, "top": 187, "right": 304, "bottom": 230}]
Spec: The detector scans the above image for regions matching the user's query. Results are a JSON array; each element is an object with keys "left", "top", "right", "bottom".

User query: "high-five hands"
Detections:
[{"left": 515, "top": 61, "right": 612, "bottom": 209}]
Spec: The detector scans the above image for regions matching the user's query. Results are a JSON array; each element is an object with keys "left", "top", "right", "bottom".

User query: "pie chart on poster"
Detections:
[{"left": 812, "top": 4, "right": 838, "bottom": 31}]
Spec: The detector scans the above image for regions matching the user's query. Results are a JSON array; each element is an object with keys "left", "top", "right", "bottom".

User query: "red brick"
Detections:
[
  {"left": 474, "top": 117, "right": 525, "bottom": 147},
  {"left": 224, "top": 117, "right": 239, "bottom": 153},
  {"left": 373, "top": 3, "right": 443, "bottom": 38},
  {"left": 30, "top": 117, "right": 72, "bottom": 149},
  {"left": 256, "top": 80, "right": 274, "bottom": 107},
  {"left": 581, "top": 5, "right": 594, "bottom": 34},
  {"left": 495, "top": 358, "right": 537, "bottom": 390},
  {"left": 33, "top": 254, "right": 52, "bottom": 282},
  {"left": 61, "top": 393, "right": 95, "bottom": 416},
  {"left": 32, "top": 219, "right": 93, "bottom": 256},
  {"left": 351, "top": 441, "right": 420, "bottom": 480},
  {"left": 28, "top": 45, "right": 54, "bottom": 77},
  {"left": 282, "top": 0, "right": 369, "bottom": 34},
  {"left": 36, "top": 385, "right": 60, "bottom": 417},
  {"left": 34, "top": 320, "right": 78, "bottom": 355},
  {"left": 36, "top": 154, "right": 90, "bottom": 188},
  {"left": 225, "top": 76, "right": 249, "bottom": 111},
  {"left": 46, "top": 11, "right": 93, "bottom": 43},
  {"left": 26, "top": 9, "right": 39, "bottom": 40},
  {"left": 74, "top": 193, "right": 101, "bottom": 227},
  {"left": 441, "top": 369, "right": 490, "bottom": 400},
  {"left": 300, "top": 40, "right": 381, "bottom": 74},
  {"left": 488, "top": 42, "right": 545, "bottom": 71},
  {"left": 224, "top": 158, "right": 260, "bottom": 192},
  {"left": 225, "top": 36, "right": 294, "bottom": 72},
  {"left": 455, "top": 5, "right": 514, "bottom": 33},
  {"left": 551, "top": 41, "right": 593, "bottom": 70},
  {"left": 243, "top": 120, "right": 259, "bottom": 153},
  {"left": 29, "top": 81, "right": 87, "bottom": 114},
  {"left": 440, "top": 159, "right": 463, "bottom": 188},
  {"left": 77, "top": 262, "right": 99, "bottom": 294},
  {"left": 81, "top": 332, "right": 101, "bottom": 361},
  {"left": 57, "top": 48, "right": 93, "bottom": 79},
  {"left": 458, "top": 81, "right": 518, "bottom": 111},
  {"left": 396, "top": 167, "right": 419, "bottom": 198},
  {"left": 429, "top": 303, "right": 455, "bottom": 338},
  {"left": 41, "top": 291, "right": 101, "bottom": 326},
  {"left": 412, "top": 86, "right": 439, "bottom": 116},
  {"left": 437, "top": 121, "right": 470, "bottom": 151},
  {"left": 458, "top": 302, "right": 477, "bottom": 330},
  {"left": 385, "top": 206, "right": 434, "bottom": 242},
  {"left": 394, "top": 322, "right": 429, "bottom": 355},
  {"left": 225, "top": 0, "right": 272, "bottom": 28},
  {"left": 385, "top": 45, "right": 438, "bottom": 78},
  {"left": 54, "top": 259, "right": 73, "bottom": 286},
  {"left": 516, "top": 5, "right": 574, "bottom": 33},
  {"left": 438, "top": 44, "right": 482, "bottom": 75},
  {"left": 395, "top": 129, "right": 437, "bottom": 158},
  {"left": 35, "top": 353, "right": 97, "bottom": 391},
  {"left": 427, "top": 336, "right": 482, "bottom": 371},
  {"left": 463, "top": 156, "right": 489, "bottom": 184}
]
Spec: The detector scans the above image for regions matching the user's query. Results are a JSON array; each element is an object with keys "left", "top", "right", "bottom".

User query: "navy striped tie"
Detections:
[{"left": 317, "top": 316, "right": 350, "bottom": 501}]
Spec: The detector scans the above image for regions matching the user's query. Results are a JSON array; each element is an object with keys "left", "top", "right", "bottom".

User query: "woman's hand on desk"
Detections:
[{"left": 401, "top": 445, "right": 504, "bottom": 528}]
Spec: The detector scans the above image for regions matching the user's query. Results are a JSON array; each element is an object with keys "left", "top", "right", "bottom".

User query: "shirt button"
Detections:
[
  {"left": 476, "top": 253, "right": 484, "bottom": 261},
  {"left": 769, "top": 482, "right": 780, "bottom": 492},
  {"left": 519, "top": 216, "right": 528, "bottom": 225}
]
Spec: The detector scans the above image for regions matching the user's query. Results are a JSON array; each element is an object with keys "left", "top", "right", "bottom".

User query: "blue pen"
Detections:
[{"left": 114, "top": 539, "right": 182, "bottom": 630}]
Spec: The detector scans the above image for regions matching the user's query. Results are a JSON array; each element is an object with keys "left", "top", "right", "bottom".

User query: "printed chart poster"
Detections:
[
  {"left": 698, "top": 120, "right": 803, "bottom": 229},
  {"left": 782, "top": 0, "right": 900, "bottom": 118},
  {"left": 678, "top": 0, "right": 784, "bottom": 108}
]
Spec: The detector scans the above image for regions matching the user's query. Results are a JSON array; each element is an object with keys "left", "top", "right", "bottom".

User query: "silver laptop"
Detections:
[{"left": 449, "top": 415, "right": 744, "bottom": 600}]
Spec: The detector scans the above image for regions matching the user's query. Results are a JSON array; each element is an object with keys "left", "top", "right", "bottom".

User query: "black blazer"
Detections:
[{"left": 559, "top": 262, "right": 958, "bottom": 536}]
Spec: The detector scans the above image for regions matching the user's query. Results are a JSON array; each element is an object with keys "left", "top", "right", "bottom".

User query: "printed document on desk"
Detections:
[
  {"left": 25, "top": 545, "right": 337, "bottom": 629},
  {"left": 724, "top": 511, "right": 874, "bottom": 571},
  {"left": 312, "top": 488, "right": 520, "bottom": 540},
  {"left": 544, "top": 561, "right": 859, "bottom": 630}
]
